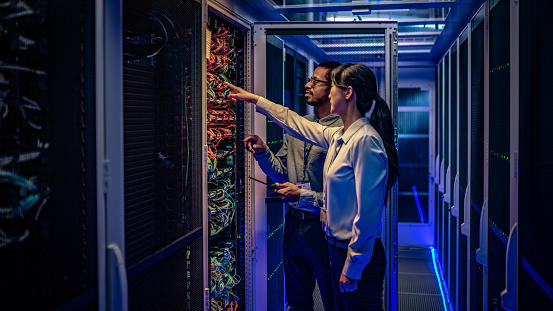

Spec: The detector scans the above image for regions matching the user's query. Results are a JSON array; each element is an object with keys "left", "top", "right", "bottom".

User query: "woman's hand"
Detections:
[
  {"left": 225, "top": 82, "right": 260, "bottom": 104},
  {"left": 339, "top": 273, "right": 358, "bottom": 292}
]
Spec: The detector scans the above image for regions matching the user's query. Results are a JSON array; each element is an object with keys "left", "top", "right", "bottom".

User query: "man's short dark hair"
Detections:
[
  {"left": 317, "top": 60, "right": 341, "bottom": 81},
  {"left": 317, "top": 61, "right": 342, "bottom": 82}
]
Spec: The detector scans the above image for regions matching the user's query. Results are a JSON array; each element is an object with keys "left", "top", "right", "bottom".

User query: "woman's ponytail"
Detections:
[{"left": 370, "top": 96, "right": 399, "bottom": 201}]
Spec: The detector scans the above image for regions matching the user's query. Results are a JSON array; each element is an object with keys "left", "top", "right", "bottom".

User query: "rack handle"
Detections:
[
  {"left": 444, "top": 166, "right": 451, "bottom": 203},
  {"left": 451, "top": 173, "right": 459, "bottom": 217},
  {"left": 461, "top": 184, "right": 471, "bottom": 236},
  {"left": 434, "top": 154, "right": 441, "bottom": 185},
  {"left": 439, "top": 159, "right": 445, "bottom": 193},
  {"left": 475, "top": 198, "right": 488, "bottom": 266},
  {"left": 501, "top": 223, "right": 518, "bottom": 311},
  {"left": 108, "top": 243, "right": 128, "bottom": 311}
]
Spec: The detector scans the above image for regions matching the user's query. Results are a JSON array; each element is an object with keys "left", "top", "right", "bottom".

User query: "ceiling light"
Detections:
[{"left": 352, "top": 6, "right": 371, "bottom": 15}]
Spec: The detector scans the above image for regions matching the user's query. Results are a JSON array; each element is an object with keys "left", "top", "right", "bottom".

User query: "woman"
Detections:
[{"left": 226, "top": 63, "right": 399, "bottom": 311}]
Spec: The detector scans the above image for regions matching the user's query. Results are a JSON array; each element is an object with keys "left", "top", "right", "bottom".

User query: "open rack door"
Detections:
[{"left": 252, "top": 21, "right": 399, "bottom": 311}]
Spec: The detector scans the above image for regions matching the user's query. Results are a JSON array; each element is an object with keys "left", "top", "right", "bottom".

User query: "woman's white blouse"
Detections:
[{"left": 256, "top": 97, "right": 389, "bottom": 280}]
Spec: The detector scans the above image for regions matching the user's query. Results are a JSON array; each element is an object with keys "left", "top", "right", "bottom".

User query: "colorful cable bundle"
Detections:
[{"left": 210, "top": 244, "right": 241, "bottom": 311}]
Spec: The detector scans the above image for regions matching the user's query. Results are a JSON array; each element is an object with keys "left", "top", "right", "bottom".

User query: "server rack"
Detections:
[
  {"left": 486, "top": 0, "right": 511, "bottom": 309},
  {"left": 0, "top": 1, "right": 255, "bottom": 310},
  {"left": 0, "top": 1, "right": 99, "bottom": 309},
  {"left": 449, "top": 41, "right": 459, "bottom": 309},
  {"left": 435, "top": 60, "right": 443, "bottom": 279},
  {"left": 518, "top": 0, "right": 553, "bottom": 309},
  {"left": 433, "top": 1, "right": 553, "bottom": 309},
  {"left": 117, "top": 1, "right": 255, "bottom": 310},
  {"left": 205, "top": 4, "right": 251, "bottom": 310},
  {"left": 470, "top": 5, "right": 486, "bottom": 310},
  {"left": 1, "top": 1, "right": 254, "bottom": 310},
  {"left": 119, "top": 0, "right": 205, "bottom": 310},
  {"left": 458, "top": 25, "right": 470, "bottom": 311},
  {"left": 442, "top": 51, "right": 450, "bottom": 291}
]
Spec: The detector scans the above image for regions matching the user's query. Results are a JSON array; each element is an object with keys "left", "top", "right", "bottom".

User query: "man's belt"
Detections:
[{"left": 290, "top": 207, "right": 320, "bottom": 220}]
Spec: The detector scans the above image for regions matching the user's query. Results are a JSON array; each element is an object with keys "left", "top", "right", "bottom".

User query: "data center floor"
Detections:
[{"left": 399, "top": 247, "right": 446, "bottom": 311}]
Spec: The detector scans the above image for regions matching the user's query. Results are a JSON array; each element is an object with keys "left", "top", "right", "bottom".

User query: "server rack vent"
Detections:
[
  {"left": 459, "top": 40, "right": 469, "bottom": 198},
  {"left": 444, "top": 54, "right": 450, "bottom": 177},
  {"left": 442, "top": 55, "right": 450, "bottom": 286},
  {"left": 0, "top": 1, "right": 98, "bottom": 309},
  {"left": 438, "top": 63, "right": 442, "bottom": 160},
  {"left": 470, "top": 22, "right": 485, "bottom": 211},
  {"left": 206, "top": 12, "right": 247, "bottom": 311},
  {"left": 519, "top": 0, "right": 553, "bottom": 308},
  {"left": 458, "top": 35, "right": 469, "bottom": 311},
  {"left": 122, "top": 0, "right": 203, "bottom": 309},
  {"left": 451, "top": 50, "right": 458, "bottom": 194},
  {"left": 470, "top": 14, "right": 485, "bottom": 310},
  {"left": 436, "top": 62, "right": 442, "bottom": 251},
  {"left": 488, "top": 0, "right": 511, "bottom": 238},
  {"left": 128, "top": 238, "right": 204, "bottom": 310},
  {"left": 488, "top": 0, "right": 510, "bottom": 309},
  {"left": 449, "top": 49, "right": 458, "bottom": 307}
]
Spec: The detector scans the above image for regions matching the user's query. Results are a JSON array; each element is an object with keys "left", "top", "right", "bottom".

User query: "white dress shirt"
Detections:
[{"left": 256, "top": 97, "right": 389, "bottom": 280}]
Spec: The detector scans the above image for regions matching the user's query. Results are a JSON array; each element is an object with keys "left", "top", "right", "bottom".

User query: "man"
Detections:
[{"left": 244, "top": 61, "right": 342, "bottom": 311}]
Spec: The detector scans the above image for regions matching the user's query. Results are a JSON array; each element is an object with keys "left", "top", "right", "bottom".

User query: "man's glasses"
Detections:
[{"left": 307, "top": 77, "right": 331, "bottom": 86}]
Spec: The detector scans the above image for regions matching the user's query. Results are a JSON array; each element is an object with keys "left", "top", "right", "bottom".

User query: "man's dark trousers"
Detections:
[{"left": 283, "top": 209, "right": 335, "bottom": 311}]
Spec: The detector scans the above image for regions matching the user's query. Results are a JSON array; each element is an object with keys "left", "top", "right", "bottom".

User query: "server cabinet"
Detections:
[
  {"left": 432, "top": 0, "right": 553, "bottom": 309},
  {"left": 517, "top": 0, "right": 553, "bottom": 309},
  {"left": 119, "top": 1, "right": 255, "bottom": 310},
  {"left": 449, "top": 42, "right": 459, "bottom": 309},
  {"left": 252, "top": 22, "right": 399, "bottom": 311},
  {"left": 0, "top": 1, "right": 100, "bottom": 309},
  {"left": 458, "top": 25, "right": 470, "bottom": 311},
  {"left": 431, "top": 64, "right": 439, "bottom": 251},
  {"left": 2, "top": 1, "right": 257, "bottom": 310},
  {"left": 119, "top": 0, "right": 206, "bottom": 310},
  {"left": 470, "top": 5, "right": 486, "bottom": 310},
  {"left": 204, "top": 3, "right": 252, "bottom": 310},
  {"left": 442, "top": 52, "right": 450, "bottom": 287},
  {"left": 485, "top": 0, "right": 511, "bottom": 309},
  {"left": 435, "top": 61, "right": 443, "bottom": 274}
]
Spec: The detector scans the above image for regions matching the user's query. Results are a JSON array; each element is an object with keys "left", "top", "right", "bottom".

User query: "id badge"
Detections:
[
  {"left": 320, "top": 190, "right": 327, "bottom": 223},
  {"left": 295, "top": 182, "right": 311, "bottom": 191}
]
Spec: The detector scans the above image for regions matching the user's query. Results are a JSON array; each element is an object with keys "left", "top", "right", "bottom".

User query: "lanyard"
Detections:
[
  {"left": 302, "top": 142, "right": 313, "bottom": 181},
  {"left": 302, "top": 116, "right": 340, "bottom": 181}
]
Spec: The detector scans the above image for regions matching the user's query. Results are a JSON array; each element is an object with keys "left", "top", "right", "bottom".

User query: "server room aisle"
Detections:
[{"left": 399, "top": 247, "right": 446, "bottom": 311}]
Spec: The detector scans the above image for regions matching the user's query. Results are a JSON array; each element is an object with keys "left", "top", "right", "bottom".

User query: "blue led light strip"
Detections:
[
  {"left": 430, "top": 247, "right": 454, "bottom": 311},
  {"left": 412, "top": 185, "right": 425, "bottom": 223},
  {"left": 520, "top": 256, "right": 553, "bottom": 302}
]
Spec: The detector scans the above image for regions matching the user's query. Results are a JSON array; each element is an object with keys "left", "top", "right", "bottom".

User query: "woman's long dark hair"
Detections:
[{"left": 331, "top": 63, "right": 399, "bottom": 200}]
